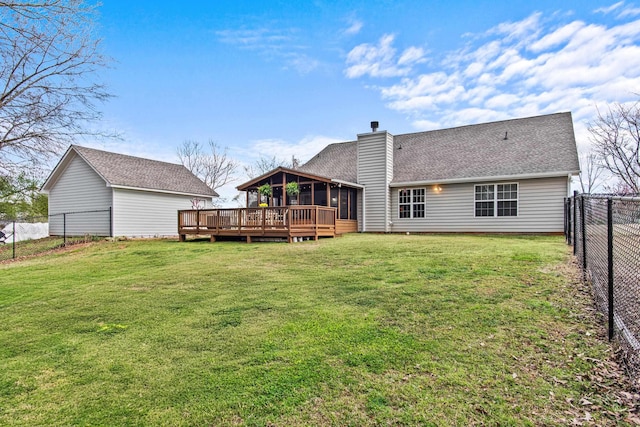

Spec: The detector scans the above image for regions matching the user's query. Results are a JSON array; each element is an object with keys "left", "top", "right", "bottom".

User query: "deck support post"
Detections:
[
  {"left": 246, "top": 235, "right": 252, "bottom": 243},
  {"left": 179, "top": 234, "right": 186, "bottom": 242},
  {"left": 210, "top": 235, "right": 216, "bottom": 242}
]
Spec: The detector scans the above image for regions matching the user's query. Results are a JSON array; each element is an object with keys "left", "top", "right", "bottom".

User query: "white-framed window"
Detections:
[
  {"left": 474, "top": 183, "right": 518, "bottom": 217},
  {"left": 399, "top": 188, "right": 426, "bottom": 218}
]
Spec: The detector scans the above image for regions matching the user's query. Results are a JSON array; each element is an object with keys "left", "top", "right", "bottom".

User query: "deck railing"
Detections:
[{"left": 178, "top": 206, "right": 337, "bottom": 240}]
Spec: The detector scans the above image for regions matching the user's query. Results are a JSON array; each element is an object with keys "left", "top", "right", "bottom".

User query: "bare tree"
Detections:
[
  {"left": 589, "top": 101, "right": 640, "bottom": 194},
  {"left": 602, "top": 180, "right": 637, "bottom": 196},
  {"left": 243, "top": 154, "right": 300, "bottom": 179},
  {"left": 0, "top": 0, "right": 112, "bottom": 175},
  {"left": 177, "top": 140, "right": 238, "bottom": 191},
  {"left": 578, "top": 151, "right": 604, "bottom": 194}
]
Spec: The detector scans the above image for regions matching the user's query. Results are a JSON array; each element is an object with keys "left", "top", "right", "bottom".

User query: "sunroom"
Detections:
[{"left": 178, "top": 167, "right": 360, "bottom": 242}]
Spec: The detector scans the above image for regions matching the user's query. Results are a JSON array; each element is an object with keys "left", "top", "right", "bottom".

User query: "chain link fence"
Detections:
[
  {"left": 0, "top": 209, "right": 112, "bottom": 261},
  {"left": 566, "top": 192, "right": 640, "bottom": 382}
]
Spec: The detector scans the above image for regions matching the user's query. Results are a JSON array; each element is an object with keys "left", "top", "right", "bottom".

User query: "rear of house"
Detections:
[
  {"left": 297, "top": 112, "right": 580, "bottom": 234},
  {"left": 178, "top": 112, "right": 580, "bottom": 243}
]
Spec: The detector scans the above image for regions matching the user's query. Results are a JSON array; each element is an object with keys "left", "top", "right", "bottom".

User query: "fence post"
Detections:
[
  {"left": 607, "top": 197, "right": 614, "bottom": 341},
  {"left": 12, "top": 220, "right": 16, "bottom": 259},
  {"left": 566, "top": 198, "right": 571, "bottom": 245},
  {"left": 580, "top": 195, "right": 587, "bottom": 270},
  {"left": 573, "top": 191, "right": 578, "bottom": 255}
]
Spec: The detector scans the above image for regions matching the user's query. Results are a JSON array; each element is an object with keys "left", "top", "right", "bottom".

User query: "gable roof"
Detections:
[
  {"left": 236, "top": 166, "right": 336, "bottom": 191},
  {"left": 299, "top": 112, "right": 580, "bottom": 184},
  {"left": 42, "top": 145, "right": 218, "bottom": 197}
]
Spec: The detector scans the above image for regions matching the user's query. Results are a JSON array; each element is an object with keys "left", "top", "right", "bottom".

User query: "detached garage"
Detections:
[{"left": 41, "top": 145, "right": 218, "bottom": 237}]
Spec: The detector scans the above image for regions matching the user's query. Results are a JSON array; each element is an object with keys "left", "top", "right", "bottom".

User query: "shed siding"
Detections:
[
  {"left": 357, "top": 132, "right": 393, "bottom": 232},
  {"left": 112, "top": 189, "right": 210, "bottom": 237},
  {"left": 48, "top": 155, "right": 112, "bottom": 236},
  {"left": 390, "top": 176, "right": 570, "bottom": 233}
]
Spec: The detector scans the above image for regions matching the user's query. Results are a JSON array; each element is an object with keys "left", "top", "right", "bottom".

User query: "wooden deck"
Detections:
[{"left": 178, "top": 206, "right": 339, "bottom": 242}]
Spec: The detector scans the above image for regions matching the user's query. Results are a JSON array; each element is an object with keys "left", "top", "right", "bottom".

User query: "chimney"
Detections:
[{"left": 357, "top": 124, "right": 394, "bottom": 233}]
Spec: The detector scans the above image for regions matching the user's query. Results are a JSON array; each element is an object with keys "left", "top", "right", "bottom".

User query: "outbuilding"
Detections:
[{"left": 41, "top": 145, "right": 217, "bottom": 237}]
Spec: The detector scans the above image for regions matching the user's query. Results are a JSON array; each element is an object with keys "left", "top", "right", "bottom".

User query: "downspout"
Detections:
[{"left": 362, "top": 186, "right": 366, "bottom": 232}]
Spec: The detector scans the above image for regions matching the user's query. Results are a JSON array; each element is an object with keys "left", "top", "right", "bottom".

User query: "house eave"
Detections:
[
  {"left": 331, "top": 179, "right": 364, "bottom": 189},
  {"left": 236, "top": 167, "right": 335, "bottom": 191},
  {"left": 109, "top": 184, "right": 218, "bottom": 199},
  {"left": 389, "top": 170, "right": 580, "bottom": 187},
  {"left": 41, "top": 145, "right": 111, "bottom": 192}
]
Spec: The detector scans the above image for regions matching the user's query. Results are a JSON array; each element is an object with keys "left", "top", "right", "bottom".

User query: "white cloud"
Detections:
[
  {"left": 283, "top": 53, "right": 321, "bottom": 74},
  {"left": 485, "top": 93, "right": 520, "bottom": 109},
  {"left": 411, "top": 119, "right": 441, "bottom": 131},
  {"left": 344, "top": 19, "right": 363, "bottom": 35},
  {"left": 344, "top": 34, "right": 426, "bottom": 78},
  {"left": 216, "top": 26, "right": 322, "bottom": 74},
  {"left": 489, "top": 12, "right": 542, "bottom": 44},
  {"left": 244, "top": 134, "right": 344, "bottom": 166},
  {"left": 618, "top": 6, "right": 640, "bottom": 17},
  {"left": 216, "top": 28, "right": 293, "bottom": 47},
  {"left": 594, "top": 1, "right": 625, "bottom": 15},
  {"left": 398, "top": 46, "right": 427, "bottom": 65},
  {"left": 346, "top": 8, "right": 640, "bottom": 148},
  {"left": 529, "top": 20, "right": 585, "bottom": 52}
]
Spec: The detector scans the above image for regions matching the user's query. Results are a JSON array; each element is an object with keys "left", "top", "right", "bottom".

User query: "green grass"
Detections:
[
  {"left": 0, "top": 234, "right": 625, "bottom": 425},
  {"left": 0, "top": 235, "right": 98, "bottom": 261}
]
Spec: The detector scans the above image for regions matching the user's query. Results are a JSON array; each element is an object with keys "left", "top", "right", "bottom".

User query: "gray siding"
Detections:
[
  {"left": 390, "top": 176, "right": 570, "bottom": 233},
  {"left": 357, "top": 131, "right": 393, "bottom": 232},
  {"left": 48, "top": 155, "right": 112, "bottom": 236},
  {"left": 113, "top": 189, "right": 210, "bottom": 237}
]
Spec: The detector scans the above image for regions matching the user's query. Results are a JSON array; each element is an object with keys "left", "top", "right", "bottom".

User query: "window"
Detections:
[
  {"left": 337, "top": 187, "right": 357, "bottom": 220},
  {"left": 399, "top": 188, "right": 426, "bottom": 218},
  {"left": 474, "top": 183, "right": 518, "bottom": 217}
]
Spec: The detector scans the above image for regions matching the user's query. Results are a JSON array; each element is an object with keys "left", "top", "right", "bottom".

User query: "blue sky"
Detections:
[{"left": 93, "top": 0, "right": 640, "bottom": 201}]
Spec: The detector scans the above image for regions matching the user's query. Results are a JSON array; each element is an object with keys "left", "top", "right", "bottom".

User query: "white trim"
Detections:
[
  {"left": 398, "top": 188, "right": 426, "bottom": 219},
  {"left": 331, "top": 178, "right": 364, "bottom": 189},
  {"left": 474, "top": 182, "right": 519, "bottom": 218},
  {"left": 361, "top": 186, "right": 366, "bottom": 232},
  {"left": 109, "top": 184, "right": 215, "bottom": 199},
  {"left": 390, "top": 170, "right": 580, "bottom": 188}
]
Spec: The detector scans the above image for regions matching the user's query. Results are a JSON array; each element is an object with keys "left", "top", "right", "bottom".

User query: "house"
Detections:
[
  {"left": 177, "top": 112, "right": 579, "bottom": 242},
  {"left": 42, "top": 145, "right": 218, "bottom": 237}
]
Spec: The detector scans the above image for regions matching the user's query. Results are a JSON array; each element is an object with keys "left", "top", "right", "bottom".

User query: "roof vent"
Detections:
[
  {"left": 503, "top": 131, "right": 508, "bottom": 140},
  {"left": 371, "top": 121, "right": 379, "bottom": 132}
]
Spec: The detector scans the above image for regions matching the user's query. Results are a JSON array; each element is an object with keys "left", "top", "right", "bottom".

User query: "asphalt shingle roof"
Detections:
[
  {"left": 298, "top": 112, "right": 580, "bottom": 184},
  {"left": 298, "top": 141, "right": 358, "bottom": 183},
  {"left": 70, "top": 145, "right": 218, "bottom": 197}
]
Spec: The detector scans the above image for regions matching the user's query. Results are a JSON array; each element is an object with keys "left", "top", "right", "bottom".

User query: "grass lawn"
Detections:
[{"left": 0, "top": 234, "right": 630, "bottom": 425}]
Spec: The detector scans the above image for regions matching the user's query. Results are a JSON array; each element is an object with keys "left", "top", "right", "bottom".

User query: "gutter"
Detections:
[
  {"left": 108, "top": 184, "right": 218, "bottom": 199},
  {"left": 331, "top": 178, "right": 364, "bottom": 189},
  {"left": 389, "top": 170, "right": 581, "bottom": 187}
]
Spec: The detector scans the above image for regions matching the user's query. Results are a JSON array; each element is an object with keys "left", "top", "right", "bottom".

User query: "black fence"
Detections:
[
  {"left": 566, "top": 192, "right": 640, "bottom": 380},
  {"left": 0, "top": 209, "right": 112, "bottom": 261}
]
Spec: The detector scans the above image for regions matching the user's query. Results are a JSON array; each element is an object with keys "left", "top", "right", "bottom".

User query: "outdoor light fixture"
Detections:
[{"left": 434, "top": 185, "right": 442, "bottom": 193}]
